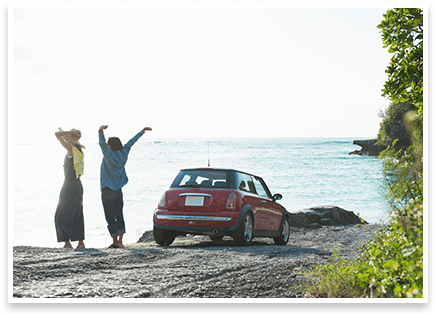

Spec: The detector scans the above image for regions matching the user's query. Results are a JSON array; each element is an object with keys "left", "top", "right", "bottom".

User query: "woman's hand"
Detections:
[
  {"left": 99, "top": 125, "right": 109, "bottom": 132},
  {"left": 70, "top": 129, "right": 82, "bottom": 138},
  {"left": 143, "top": 127, "right": 152, "bottom": 131}
]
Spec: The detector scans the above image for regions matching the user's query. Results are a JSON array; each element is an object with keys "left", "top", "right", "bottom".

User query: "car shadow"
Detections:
[{"left": 144, "top": 236, "right": 332, "bottom": 258}]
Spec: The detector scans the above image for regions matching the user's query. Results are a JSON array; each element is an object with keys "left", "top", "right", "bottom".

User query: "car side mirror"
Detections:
[{"left": 273, "top": 193, "right": 283, "bottom": 202}]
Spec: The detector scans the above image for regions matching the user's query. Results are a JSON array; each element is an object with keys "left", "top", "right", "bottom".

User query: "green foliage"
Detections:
[
  {"left": 379, "top": 142, "right": 423, "bottom": 207},
  {"left": 359, "top": 209, "right": 422, "bottom": 298},
  {"left": 377, "top": 8, "right": 423, "bottom": 114},
  {"left": 306, "top": 244, "right": 370, "bottom": 298},
  {"left": 377, "top": 8, "right": 424, "bottom": 152},
  {"left": 403, "top": 111, "right": 423, "bottom": 173},
  {"left": 377, "top": 101, "right": 415, "bottom": 149},
  {"left": 306, "top": 209, "right": 423, "bottom": 298}
]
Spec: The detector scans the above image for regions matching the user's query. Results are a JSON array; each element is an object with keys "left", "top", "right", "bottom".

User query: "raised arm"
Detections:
[
  {"left": 123, "top": 127, "right": 152, "bottom": 152},
  {"left": 55, "top": 128, "right": 75, "bottom": 157},
  {"left": 98, "top": 125, "right": 111, "bottom": 153}
]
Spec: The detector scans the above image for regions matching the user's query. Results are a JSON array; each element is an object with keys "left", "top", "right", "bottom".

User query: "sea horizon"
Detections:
[{"left": 12, "top": 135, "right": 378, "bottom": 142}]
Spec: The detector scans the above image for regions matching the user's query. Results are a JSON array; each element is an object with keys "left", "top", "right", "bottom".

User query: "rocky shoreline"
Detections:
[
  {"left": 349, "top": 139, "right": 386, "bottom": 156},
  {"left": 13, "top": 207, "right": 382, "bottom": 299}
]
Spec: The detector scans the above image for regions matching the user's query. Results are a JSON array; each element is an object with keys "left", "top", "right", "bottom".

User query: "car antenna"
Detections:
[{"left": 208, "top": 141, "right": 210, "bottom": 166}]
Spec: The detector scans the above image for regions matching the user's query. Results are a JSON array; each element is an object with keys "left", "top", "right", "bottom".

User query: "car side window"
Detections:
[
  {"left": 253, "top": 177, "right": 270, "bottom": 199},
  {"left": 236, "top": 173, "right": 256, "bottom": 194}
]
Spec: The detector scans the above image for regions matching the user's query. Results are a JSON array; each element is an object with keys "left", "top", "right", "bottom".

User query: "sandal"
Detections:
[{"left": 108, "top": 244, "right": 119, "bottom": 248}]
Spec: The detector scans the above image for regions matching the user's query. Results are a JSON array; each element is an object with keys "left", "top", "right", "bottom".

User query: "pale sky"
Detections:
[{"left": 11, "top": 3, "right": 398, "bottom": 140}]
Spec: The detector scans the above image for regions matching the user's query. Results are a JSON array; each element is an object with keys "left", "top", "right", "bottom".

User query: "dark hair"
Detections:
[
  {"left": 74, "top": 144, "right": 83, "bottom": 153},
  {"left": 108, "top": 137, "right": 123, "bottom": 152}
]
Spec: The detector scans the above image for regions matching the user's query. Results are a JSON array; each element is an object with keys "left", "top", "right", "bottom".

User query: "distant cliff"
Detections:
[{"left": 349, "top": 139, "right": 386, "bottom": 156}]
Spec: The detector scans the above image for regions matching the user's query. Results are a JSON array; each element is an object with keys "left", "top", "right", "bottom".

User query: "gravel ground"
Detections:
[{"left": 12, "top": 224, "right": 381, "bottom": 299}]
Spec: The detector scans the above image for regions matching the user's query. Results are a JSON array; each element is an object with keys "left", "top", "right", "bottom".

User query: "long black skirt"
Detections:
[{"left": 54, "top": 181, "right": 84, "bottom": 242}]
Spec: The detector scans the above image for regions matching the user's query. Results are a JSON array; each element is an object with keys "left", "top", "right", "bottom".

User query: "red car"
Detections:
[{"left": 153, "top": 168, "right": 291, "bottom": 246}]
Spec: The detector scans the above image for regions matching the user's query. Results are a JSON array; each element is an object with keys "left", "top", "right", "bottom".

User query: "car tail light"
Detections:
[
  {"left": 158, "top": 192, "right": 166, "bottom": 207},
  {"left": 226, "top": 193, "right": 237, "bottom": 209}
]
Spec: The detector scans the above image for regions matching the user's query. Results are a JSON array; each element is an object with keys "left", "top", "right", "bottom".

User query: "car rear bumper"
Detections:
[
  {"left": 156, "top": 214, "right": 232, "bottom": 222},
  {"left": 153, "top": 206, "right": 253, "bottom": 235}
]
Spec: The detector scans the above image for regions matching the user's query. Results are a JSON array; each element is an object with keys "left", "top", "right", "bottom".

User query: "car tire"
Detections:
[
  {"left": 153, "top": 226, "right": 176, "bottom": 246},
  {"left": 233, "top": 213, "right": 254, "bottom": 246},
  {"left": 273, "top": 217, "right": 290, "bottom": 245}
]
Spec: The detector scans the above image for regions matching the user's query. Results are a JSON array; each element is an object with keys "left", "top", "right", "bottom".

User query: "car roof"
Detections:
[{"left": 180, "top": 167, "right": 259, "bottom": 178}]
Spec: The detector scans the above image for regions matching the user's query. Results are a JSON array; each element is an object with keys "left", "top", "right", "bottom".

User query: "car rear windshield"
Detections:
[{"left": 171, "top": 170, "right": 230, "bottom": 189}]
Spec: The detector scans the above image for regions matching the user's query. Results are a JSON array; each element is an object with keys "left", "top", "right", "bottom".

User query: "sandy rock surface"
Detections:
[{"left": 12, "top": 224, "right": 381, "bottom": 299}]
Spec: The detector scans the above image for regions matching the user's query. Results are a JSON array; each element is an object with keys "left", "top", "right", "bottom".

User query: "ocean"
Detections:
[{"left": 11, "top": 137, "right": 391, "bottom": 248}]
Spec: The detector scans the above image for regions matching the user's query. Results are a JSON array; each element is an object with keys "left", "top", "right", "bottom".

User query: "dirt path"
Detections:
[{"left": 12, "top": 224, "right": 381, "bottom": 299}]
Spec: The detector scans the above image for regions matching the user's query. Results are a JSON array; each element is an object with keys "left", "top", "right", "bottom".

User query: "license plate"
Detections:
[{"left": 185, "top": 196, "right": 204, "bottom": 206}]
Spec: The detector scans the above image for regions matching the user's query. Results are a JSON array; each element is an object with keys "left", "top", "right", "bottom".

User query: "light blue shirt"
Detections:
[{"left": 99, "top": 130, "right": 145, "bottom": 191}]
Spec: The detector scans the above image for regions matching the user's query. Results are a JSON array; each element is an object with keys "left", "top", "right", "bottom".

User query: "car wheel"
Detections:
[
  {"left": 153, "top": 226, "right": 176, "bottom": 246},
  {"left": 273, "top": 217, "right": 290, "bottom": 245},
  {"left": 233, "top": 213, "right": 253, "bottom": 246}
]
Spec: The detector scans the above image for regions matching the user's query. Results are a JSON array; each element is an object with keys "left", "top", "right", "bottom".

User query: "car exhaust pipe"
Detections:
[{"left": 212, "top": 228, "right": 219, "bottom": 235}]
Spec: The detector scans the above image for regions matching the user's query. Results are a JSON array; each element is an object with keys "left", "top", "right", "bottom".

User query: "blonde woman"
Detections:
[{"left": 54, "top": 128, "right": 85, "bottom": 249}]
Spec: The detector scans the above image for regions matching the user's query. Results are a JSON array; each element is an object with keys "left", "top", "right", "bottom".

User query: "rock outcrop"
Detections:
[
  {"left": 349, "top": 139, "right": 386, "bottom": 156},
  {"left": 288, "top": 205, "right": 367, "bottom": 228}
]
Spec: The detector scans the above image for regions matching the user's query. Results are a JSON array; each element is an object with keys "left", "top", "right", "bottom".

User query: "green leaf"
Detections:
[{"left": 383, "top": 260, "right": 399, "bottom": 271}]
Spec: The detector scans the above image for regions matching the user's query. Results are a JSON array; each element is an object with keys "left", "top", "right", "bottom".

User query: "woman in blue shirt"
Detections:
[{"left": 98, "top": 125, "right": 152, "bottom": 248}]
